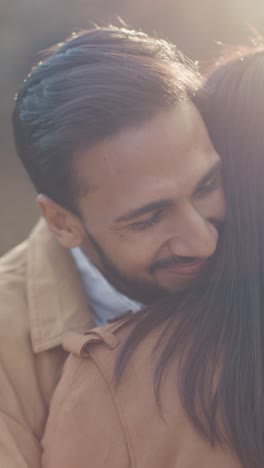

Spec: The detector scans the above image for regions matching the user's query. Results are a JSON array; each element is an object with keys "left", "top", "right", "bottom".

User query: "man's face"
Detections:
[{"left": 75, "top": 101, "right": 225, "bottom": 303}]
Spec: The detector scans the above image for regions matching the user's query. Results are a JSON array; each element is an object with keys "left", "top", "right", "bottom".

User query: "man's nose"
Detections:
[{"left": 168, "top": 205, "right": 218, "bottom": 259}]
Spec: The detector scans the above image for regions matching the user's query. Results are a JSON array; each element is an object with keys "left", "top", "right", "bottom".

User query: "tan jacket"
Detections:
[
  {"left": 0, "top": 220, "right": 94, "bottom": 468},
  {"left": 42, "top": 314, "right": 241, "bottom": 468}
]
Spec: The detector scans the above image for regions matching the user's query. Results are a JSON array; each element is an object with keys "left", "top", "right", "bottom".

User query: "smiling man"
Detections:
[
  {"left": 66, "top": 101, "right": 223, "bottom": 305},
  {"left": 0, "top": 26, "right": 224, "bottom": 467}
]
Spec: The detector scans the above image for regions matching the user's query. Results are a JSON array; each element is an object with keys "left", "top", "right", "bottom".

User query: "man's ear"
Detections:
[{"left": 36, "top": 194, "right": 85, "bottom": 248}]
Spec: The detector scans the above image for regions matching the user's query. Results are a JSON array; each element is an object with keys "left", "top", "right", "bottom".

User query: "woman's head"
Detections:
[
  {"left": 197, "top": 50, "right": 264, "bottom": 262},
  {"left": 193, "top": 49, "right": 264, "bottom": 467},
  {"left": 117, "top": 49, "right": 264, "bottom": 468}
]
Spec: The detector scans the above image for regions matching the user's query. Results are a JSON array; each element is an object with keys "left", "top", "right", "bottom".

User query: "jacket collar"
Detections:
[{"left": 27, "top": 219, "right": 95, "bottom": 353}]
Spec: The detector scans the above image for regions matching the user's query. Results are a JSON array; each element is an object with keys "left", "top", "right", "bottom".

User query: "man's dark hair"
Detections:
[{"left": 12, "top": 26, "right": 200, "bottom": 212}]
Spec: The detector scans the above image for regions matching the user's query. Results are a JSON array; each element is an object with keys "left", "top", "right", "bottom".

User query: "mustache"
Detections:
[{"left": 149, "top": 256, "right": 201, "bottom": 274}]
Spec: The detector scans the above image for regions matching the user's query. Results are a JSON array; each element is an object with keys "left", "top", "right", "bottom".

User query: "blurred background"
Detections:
[{"left": 1, "top": 0, "right": 263, "bottom": 254}]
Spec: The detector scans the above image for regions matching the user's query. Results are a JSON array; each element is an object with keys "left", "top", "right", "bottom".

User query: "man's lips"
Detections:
[
  {"left": 163, "top": 258, "right": 207, "bottom": 275},
  {"left": 151, "top": 258, "right": 208, "bottom": 276}
]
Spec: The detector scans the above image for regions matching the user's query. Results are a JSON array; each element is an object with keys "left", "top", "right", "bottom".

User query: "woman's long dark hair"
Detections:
[{"left": 116, "top": 50, "right": 264, "bottom": 468}]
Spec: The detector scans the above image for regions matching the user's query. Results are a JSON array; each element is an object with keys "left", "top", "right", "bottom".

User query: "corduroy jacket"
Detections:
[
  {"left": 42, "top": 313, "right": 241, "bottom": 468},
  {"left": 0, "top": 220, "right": 94, "bottom": 467}
]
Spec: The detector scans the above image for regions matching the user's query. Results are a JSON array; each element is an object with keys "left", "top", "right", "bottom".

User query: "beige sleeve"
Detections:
[
  {"left": 0, "top": 411, "right": 41, "bottom": 468},
  {"left": 42, "top": 356, "right": 131, "bottom": 468}
]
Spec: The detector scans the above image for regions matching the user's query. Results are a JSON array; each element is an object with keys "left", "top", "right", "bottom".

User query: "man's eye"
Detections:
[{"left": 128, "top": 210, "right": 163, "bottom": 231}]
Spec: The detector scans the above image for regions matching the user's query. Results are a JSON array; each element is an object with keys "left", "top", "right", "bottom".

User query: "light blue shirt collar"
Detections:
[{"left": 71, "top": 247, "right": 143, "bottom": 326}]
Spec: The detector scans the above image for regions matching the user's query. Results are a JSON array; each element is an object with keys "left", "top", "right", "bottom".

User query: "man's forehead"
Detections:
[{"left": 75, "top": 100, "right": 210, "bottom": 196}]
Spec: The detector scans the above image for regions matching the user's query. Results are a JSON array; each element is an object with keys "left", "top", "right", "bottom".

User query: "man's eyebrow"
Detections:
[
  {"left": 114, "top": 199, "right": 174, "bottom": 223},
  {"left": 194, "top": 159, "right": 222, "bottom": 194}
]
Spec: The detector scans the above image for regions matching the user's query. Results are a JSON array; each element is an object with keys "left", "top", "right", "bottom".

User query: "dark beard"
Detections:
[{"left": 81, "top": 225, "right": 168, "bottom": 304}]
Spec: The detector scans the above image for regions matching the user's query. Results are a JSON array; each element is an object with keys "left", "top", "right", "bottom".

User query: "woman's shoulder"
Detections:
[
  {"left": 63, "top": 309, "right": 158, "bottom": 380},
  {"left": 42, "top": 310, "right": 164, "bottom": 467},
  {"left": 41, "top": 312, "right": 137, "bottom": 467}
]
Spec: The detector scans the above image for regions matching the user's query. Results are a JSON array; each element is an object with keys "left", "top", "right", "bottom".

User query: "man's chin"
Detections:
[
  {"left": 153, "top": 273, "right": 198, "bottom": 296},
  {"left": 128, "top": 279, "right": 192, "bottom": 305},
  {"left": 119, "top": 283, "right": 167, "bottom": 305},
  {"left": 101, "top": 269, "right": 194, "bottom": 305}
]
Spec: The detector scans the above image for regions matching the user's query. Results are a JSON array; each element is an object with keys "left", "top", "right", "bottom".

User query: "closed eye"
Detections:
[
  {"left": 195, "top": 171, "right": 222, "bottom": 197},
  {"left": 128, "top": 209, "right": 164, "bottom": 231}
]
